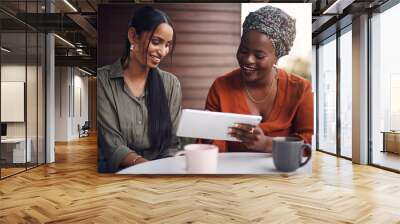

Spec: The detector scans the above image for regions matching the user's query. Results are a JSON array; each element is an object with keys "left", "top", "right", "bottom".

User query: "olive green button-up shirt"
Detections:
[{"left": 97, "top": 60, "right": 182, "bottom": 172}]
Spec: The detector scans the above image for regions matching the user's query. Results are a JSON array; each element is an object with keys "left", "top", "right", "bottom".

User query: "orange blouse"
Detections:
[{"left": 205, "top": 68, "right": 314, "bottom": 152}]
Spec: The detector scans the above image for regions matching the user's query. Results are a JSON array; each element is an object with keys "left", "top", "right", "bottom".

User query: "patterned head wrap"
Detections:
[{"left": 242, "top": 5, "right": 296, "bottom": 59}]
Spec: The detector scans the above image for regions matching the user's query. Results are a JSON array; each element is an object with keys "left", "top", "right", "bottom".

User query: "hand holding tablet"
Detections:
[
  {"left": 228, "top": 123, "right": 273, "bottom": 152},
  {"left": 176, "top": 109, "right": 262, "bottom": 141}
]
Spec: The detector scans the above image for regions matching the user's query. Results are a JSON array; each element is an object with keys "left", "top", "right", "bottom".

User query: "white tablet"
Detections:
[{"left": 176, "top": 109, "right": 262, "bottom": 141}]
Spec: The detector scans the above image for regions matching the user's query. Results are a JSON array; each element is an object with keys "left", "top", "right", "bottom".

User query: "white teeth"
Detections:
[
  {"left": 150, "top": 55, "right": 161, "bottom": 62},
  {"left": 242, "top": 66, "right": 257, "bottom": 71}
]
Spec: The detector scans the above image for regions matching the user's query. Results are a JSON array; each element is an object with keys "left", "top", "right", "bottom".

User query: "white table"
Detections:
[
  {"left": 1, "top": 138, "right": 31, "bottom": 163},
  {"left": 117, "top": 153, "right": 312, "bottom": 175}
]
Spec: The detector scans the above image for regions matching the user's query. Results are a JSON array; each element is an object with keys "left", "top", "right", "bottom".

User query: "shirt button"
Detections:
[{"left": 138, "top": 120, "right": 142, "bottom": 125}]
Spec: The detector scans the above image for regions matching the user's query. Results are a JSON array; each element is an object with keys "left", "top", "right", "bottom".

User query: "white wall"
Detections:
[
  {"left": 1, "top": 65, "right": 35, "bottom": 137},
  {"left": 1, "top": 63, "right": 46, "bottom": 163},
  {"left": 55, "top": 66, "right": 69, "bottom": 141},
  {"left": 71, "top": 71, "right": 89, "bottom": 138},
  {"left": 55, "top": 66, "right": 89, "bottom": 141},
  {"left": 1, "top": 64, "right": 26, "bottom": 81},
  {"left": 1, "top": 65, "right": 26, "bottom": 142}
]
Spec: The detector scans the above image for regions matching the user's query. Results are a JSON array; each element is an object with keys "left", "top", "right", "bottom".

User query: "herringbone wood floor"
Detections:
[{"left": 1, "top": 135, "right": 400, "bottom": 223}]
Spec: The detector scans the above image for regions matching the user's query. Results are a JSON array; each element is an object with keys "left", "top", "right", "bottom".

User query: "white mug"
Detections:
[{"left": 175, "top": 144, "right": 218, "bottom": 174}]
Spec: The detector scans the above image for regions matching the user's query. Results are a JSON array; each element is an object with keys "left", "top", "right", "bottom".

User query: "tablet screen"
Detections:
[{"left": 177, "top": 109, "right": 262, "bottom": 141}]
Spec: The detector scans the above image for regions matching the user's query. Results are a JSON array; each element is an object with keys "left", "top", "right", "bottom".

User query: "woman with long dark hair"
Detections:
[{"left": 97, "top": 6, "right": 181, "bottom": 172}]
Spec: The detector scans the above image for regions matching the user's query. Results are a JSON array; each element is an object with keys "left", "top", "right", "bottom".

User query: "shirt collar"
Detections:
[
  {"left": 109, "top": 59, "right": 124, "bottom": 79},
  {"left": 110, "top": 59, "right": 164, "bottom": 98}
]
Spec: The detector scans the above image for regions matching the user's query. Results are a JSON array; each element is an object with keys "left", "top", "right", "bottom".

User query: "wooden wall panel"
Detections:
[
  {"left": 172, "top": 44, "right": 238, "bottom": 55},
  {"left": 173, "top": 22, "right": 239, "bottom": 34},
  {"left": 166, "top": 11, "right": 241, "bottom": 23},
  {"left": 175, "top": 33, "right": 240, "bottom": 45},
  {"left": 98, "top": 3, "right": 241, "bottom": 109}
]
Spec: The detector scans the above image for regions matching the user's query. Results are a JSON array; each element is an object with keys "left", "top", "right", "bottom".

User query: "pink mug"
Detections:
[{"left": 175, "top": 144, "right": 218, "bottom": 174}]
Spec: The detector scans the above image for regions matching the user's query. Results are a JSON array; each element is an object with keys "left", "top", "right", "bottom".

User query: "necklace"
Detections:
[{"left": 243, "top": 74, "right": 278, "bottom": 104}]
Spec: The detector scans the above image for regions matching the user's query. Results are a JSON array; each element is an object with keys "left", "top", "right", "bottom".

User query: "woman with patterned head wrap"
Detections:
[{"left": 205, "top": 5, "right": 313, "bottom": 153}]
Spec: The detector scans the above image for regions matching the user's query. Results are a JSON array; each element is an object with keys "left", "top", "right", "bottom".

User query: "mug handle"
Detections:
[
  {"left": 299, "top": 144, "right": 312, "bottom": 167},
  {"left": 174, "top": 150, "right": 187, "bottom": 171},
  {"left": 175, "top": 151, "right": 186, "bottom": 157}
]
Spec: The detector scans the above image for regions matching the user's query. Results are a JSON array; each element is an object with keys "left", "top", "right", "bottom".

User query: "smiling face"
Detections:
[
  {"left": 133, "top": 23, "right": 174, "bottom": 69},
  {"left": 236, "top": 30, "right": 277, "bottom": 84}
]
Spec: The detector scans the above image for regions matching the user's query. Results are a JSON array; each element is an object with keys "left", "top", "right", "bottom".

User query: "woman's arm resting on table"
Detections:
[{"left": 97, "top": 73, "right": 143, "bottom": 172}]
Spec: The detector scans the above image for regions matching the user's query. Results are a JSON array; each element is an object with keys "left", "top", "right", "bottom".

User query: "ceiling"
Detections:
[{"left": 0, "top": 0, "right": 391, "bottom": 75}]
